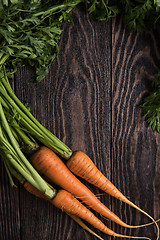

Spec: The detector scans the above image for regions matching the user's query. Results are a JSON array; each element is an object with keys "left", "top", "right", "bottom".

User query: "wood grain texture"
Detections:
[
  {"left": 0, "top": 4, "right": 160, "bottom": 240},
  {"left": 111, "top": 17, "right": 160, "bottom": 238}
]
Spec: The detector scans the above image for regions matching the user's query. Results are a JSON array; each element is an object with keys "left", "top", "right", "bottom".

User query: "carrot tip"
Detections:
[
  {"left": 115, "top": 233, "right": 151, "bottom": 240},
  {"left": 68, "top": 213, "right": 104, "bottom": 240}
]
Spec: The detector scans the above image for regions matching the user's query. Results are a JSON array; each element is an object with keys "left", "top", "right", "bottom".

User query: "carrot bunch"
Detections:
[
  {"left": 29, "top": 146, "right": 159, "bottom": 239},
  {"left": 0, "top": 67, "right": 159, "bottom": 239}
]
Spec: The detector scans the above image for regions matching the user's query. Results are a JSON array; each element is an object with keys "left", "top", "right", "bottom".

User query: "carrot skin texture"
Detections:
[
  {"left": 66, "top": 151, "right": 160, "bottom": 238},
  {"left": 24, "top": 182, "right": 118, "bottom": 236},
  {"left": 52, "top": 190, "right": 116, "bottom": 236},
  {"left": 24, "top": 182, "right": 153, "bottom": 240},
  {"left": 67, "top": 151, "right": 136, "bottom": 203},
  {"left": 30, "top": 146, "right": 130, "bottom": 227}
]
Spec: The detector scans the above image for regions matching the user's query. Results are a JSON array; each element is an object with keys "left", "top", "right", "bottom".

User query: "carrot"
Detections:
[
  {"left": 24, "top": 181, "right": 151, "bottom": 240},
  {"left": 29, "top": 146, "right": 131, "bottom": 228},
  {"left": 66, "top": 151, "right": 155, "bottom": 212},
  {"left": 66, "top": 151, "right": 159, "bottom": 238},
  {"left": 29, "top": 146, "right": 156, "bottom": 230},
  {"left": 22, "top": 182, "right": 103, "bottom": 240}
]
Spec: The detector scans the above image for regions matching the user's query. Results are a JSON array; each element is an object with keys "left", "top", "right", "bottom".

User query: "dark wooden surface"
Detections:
[{"left": 0, "top": 5, "right": 160, "bottom": 240}]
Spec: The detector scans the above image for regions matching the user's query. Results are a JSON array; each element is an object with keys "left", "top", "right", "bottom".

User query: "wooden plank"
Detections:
[
  {"left": 111, "top": 17, "right": 160, "bottom": 238},
  {"left": 0, "top": 163, "right": 21, "bottom": 240},
  {"left": 13, "top": 5, "right": 112, "bottom": 240}
]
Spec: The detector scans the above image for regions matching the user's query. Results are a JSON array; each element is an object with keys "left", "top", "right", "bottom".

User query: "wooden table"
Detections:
[{"left": 0, "top": 4, "right": 160, "bottom": 240}]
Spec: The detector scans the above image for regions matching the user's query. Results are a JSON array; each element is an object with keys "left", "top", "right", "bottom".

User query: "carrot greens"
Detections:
[
  {"left": 0, "top": 0, "right": 81, "bottom": 82},
  {"left": 0, "top": 100, "right": 56, "bottom": 198},
  {"left": 0, "top": 68, "right": 72, "bottom": 158}
]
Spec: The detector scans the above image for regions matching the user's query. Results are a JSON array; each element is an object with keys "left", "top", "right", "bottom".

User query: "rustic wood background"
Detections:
[{"left": 0, "top": 4, "right": 160, "bottom": 240}]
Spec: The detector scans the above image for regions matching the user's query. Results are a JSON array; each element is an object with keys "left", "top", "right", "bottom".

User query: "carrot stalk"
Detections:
[
  {"left": 29, "top": 146, "right": 157, "bottom": 230},
  {"left": 0, "top": 102, "right": 56, "bottom": 199},
  {"left": 24, "top": 181, "right": 151, "bottom": 240},
  {"left": 66, "top": 151, "right": 159, "bottom": 239},
  {"left": 0, "top": 69, "right": 72, "bottom": 159}
]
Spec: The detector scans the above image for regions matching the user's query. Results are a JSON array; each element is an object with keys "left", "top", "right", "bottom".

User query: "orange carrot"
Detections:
[
  {"left": 67, "top": 151, "right": 133, "bottom": 201},
  {"left": 24, "top": 181, "right": 150, "bottom": 240},
  {"left": 29, "top": 146, "right": 131, "bottom": 228},
  {"left": 23, "top": 182, "right": 104, "bottom": 240},
  {"left": 66, "top": 151, "right": 154, "bottom": 212},
  {"left": 29, "top": 146, "right": 156, "bottom": 231},
  {"left": 66, "top": 151, "right": 159, "bottom": 238}
]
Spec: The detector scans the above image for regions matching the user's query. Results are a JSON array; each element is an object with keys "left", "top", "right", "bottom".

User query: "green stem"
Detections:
[
  {"left": 0, "top": 52, "right": 4, "bottom": 60},
  {"left": 3, "top": 156, "right": 25, "bottom": 185},
  {"left": 0, "top": 102, "right": 56, "bottom": 198},
  {"left": 3, "top": 159, "right": 16, "bottom": 187},
  {"left": 6, "top": 115, "right": 39, "bottom": 154},
  {"left": 15, "top": 127, "right": 39, "bottom": 154},
  {"left": 19, "top": 116, "right": 68, "bottom": 155},
  {"left": 33, "top": 1, "right": 81, "bottom": 17},
  {"left": 5, "top": 152, "right": 43, "bottom": 190},
  {"left": 0, "top": 127, "right": 35, "bottom": 185},
  {"left": 0, "top": 75, "right": 72, "bottom": 159},
  {"left": 0, "top": 54, "right": 9, "bottom": 66},
  {"left": 0, "top": 96, "right": 10, "bottom": 110},
  {"left": 0, "top": 124, "right": 28, "bottom": 171}
]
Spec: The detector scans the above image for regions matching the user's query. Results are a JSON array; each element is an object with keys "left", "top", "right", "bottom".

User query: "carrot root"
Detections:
[
  {"left": 30, "top": 146, "right": 134, "bottom": 228},
  {"left": 67, "top": 151, "right": 159, "bottom": 239},
  {"left": 67, "top": 213, "right": 104, "bottom": 240},
  {"left": 24, "top": 181, "right": 151, "bottom": 240}
]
